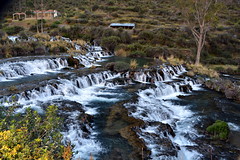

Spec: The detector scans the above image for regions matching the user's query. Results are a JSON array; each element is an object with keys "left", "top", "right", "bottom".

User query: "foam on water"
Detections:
[
  {"left": 228, "top": 122, "right": 240, "bottom": 131},
  {"left": 0, "top": 58, "right": 68, "bottom": 81},
  {"left": 124, "top": 65, "right": 202, "bottom": 159}
]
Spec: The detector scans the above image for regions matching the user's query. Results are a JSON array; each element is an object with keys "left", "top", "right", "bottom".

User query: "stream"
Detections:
[{"left": 0, "top": 43, "right": 239, "bottom": 160}]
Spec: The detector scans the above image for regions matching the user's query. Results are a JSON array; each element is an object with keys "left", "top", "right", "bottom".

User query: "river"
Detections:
[{"left": 0, "top": 46, "right": 239, "bottom": 160}]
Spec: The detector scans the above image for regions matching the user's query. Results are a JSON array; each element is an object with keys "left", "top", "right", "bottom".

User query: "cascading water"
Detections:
[
  {"left": 124, "top": 65, "right": 203, "bottom": 160},
  {"left": 0, "top": 58, "right": 68, "bottom": 81},
  {"left": 0, "top": 70, "right": 119, "bottom": 159}
]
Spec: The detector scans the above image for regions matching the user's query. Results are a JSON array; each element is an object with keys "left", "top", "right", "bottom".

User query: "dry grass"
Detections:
[
  {"left": 130, "top": 59, "right": 138, "bottom": 69},
  {"left": 43, "top": 40, "right": 69, "bottom": 50},
  {"left": 115, "top": 48, "right": 128, "bottom": 57},
  {"left": 143, "top": 64, "right": 149, "bottom": 69},
  {"left": 33, "top": 33, "right": 51, "bottom": 41},
  {"left": 72, "top": 39, "right": 87, "bottom": 47},
  {"left": 208, "top": 64, "right": 239, "bottom": 71},
  {"left": 67, "top": 48, "right": 87, "bottom": 55},
  {"left": 167, "top": 55, "right": 185, "bottom": 65},
  {"left": 187, "top": 64, "right": 219, "bottom": 78}
]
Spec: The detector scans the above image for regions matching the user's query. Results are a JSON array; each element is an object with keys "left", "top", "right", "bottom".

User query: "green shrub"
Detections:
[
  {"left": 19, "top": 31, "right": 30, "bottom": 40},
  {"left": 138, "top": 30, "right": 154, "bottom": 41},
  {"left": 101, "top": 36, "right": 120, "bottom": 52},
  {"left": 127, "top": 43, "right": 145, "bottom": 52},
  {"left": 129, "top": 50, "right": 146, "bottom": 58},
  {"left": 206, "top": 120, "right": 230, "bottom": 140},
  {"left": 92, "top": 4, "right": 99, "bottom": 11},
  {"left": 114, "top": 61, "right": 130, "bottom": 72},
  {"left": 3, "top": 26, "right": 24, "bottom": 35},
  {"left": 119, "top": 31, "right": 131, "bottom": 44}
]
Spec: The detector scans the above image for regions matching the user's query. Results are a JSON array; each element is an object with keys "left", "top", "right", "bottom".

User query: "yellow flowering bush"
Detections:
[{"left": 0, "top": 105, "right": 72, "bottom": 160}]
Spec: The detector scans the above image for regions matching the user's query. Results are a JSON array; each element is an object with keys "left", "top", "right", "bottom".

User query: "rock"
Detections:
[
  {"left": 179, "top": 84, "right": 192, "bottom": 93},
  {"left": 204, "top": 78, "right": 240, "bottom": 103},
  {"left": 105, "top": 62, "right": 115, "bottom": 71},
  {"left": 35, "top": 46, "right": 47, "bottom": 55},
  {"left": 67, "top": 56, "right": 80, "bottom": 68},
  {"left": 106, "top": 102, "right": 151, "bottom": 159}
]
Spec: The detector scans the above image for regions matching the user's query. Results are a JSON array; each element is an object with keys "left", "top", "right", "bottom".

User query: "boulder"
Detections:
[{"left": 67, "top": 56, "right": 80, "bottom": 68}]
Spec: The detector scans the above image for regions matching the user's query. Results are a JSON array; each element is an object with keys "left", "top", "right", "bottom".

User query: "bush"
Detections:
[
  {"left": 106, "top": 62, "right": 130, "bottom": 72},
  {"left": 0, "top": 105, "right": 71, "bottom": 159},
  {"left": 119, "top": 31, "right": 131, "bottom": 44},
  {"left": 206, "top": 120, "right": 230, "bottom": 140},
  {"left": 19, "top": 31, "right": 30, "bottom": 40},
  {"left": 129, "top": 50, "right": 146, "bottom": 58},
  {"left": 187, "top": 64, "right": 219, "bottom": 78},
  {"left": 114, "top": 61, "right": 130, "bottom": 72},
  {"left": 101, "top": 36, "right": 120, "bottom": 52},
  {"left": 138, "top": 30, "right": 154, "bottom": 41},
  {"left": 3, "top": 26, "right": 24, "bottom": 35},
  {"left": 92, "top": 4, "right": 99, "bottom": 11}
]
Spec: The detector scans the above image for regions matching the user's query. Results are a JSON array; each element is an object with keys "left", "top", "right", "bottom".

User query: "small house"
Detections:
[
  {"left": 12, "top": 12, "right": 26, "bottom": 20},
  {"left": 109, "top": 23, "right": 135, "bottom": 29},
  {"left": 33, "top": 10, "right": 60, "bottom": 19},
  {"left": 12, "top": 10, "right": 60, "bottom": 20}
]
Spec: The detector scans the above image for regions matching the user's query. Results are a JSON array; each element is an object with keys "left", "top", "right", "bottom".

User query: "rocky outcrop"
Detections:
[
  {"left": 67, "top": 56, "right": 83, "bottom": 68},
  {"left": 106, "top": 102, "right": 150, "bottom": 159},
  {"left": 106, "top": 101, "right": 179, "bottom": 159},
  {"left": 179, "top": 84, "right": 193, "bottom": 93},
  {"left": 204, "top": 78, "right": 240, "bottom": 103}
]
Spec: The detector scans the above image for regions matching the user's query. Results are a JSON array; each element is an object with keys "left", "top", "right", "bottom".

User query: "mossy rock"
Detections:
[{"left": 206, "top": 120, "right": 230, "bottom": 140}]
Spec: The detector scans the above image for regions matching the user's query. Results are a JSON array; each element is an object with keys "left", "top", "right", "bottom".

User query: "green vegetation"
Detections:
[
  {"left": 177, "top": 0, "right": 223, "bottom": 65},
  {"left": 3, "top": 26, "right": 24, "bottom": 35},
  {"left": 0, "top": 105, "right": 72, "bottom": 159},
  {"left": 186, "top": 64, "right": 219, "bottom": 78},
  {"left": 0, "top": 0, "right": 239, "bottom": 68},
  {"left": 206, "top": 120, "right": 230, "bottom": 140},
  {"left": 106, "top": 61, "right": 130, "bottom": 72}
]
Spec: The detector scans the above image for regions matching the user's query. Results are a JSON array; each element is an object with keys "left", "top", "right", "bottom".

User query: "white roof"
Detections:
[{"left": 110, "top": 23, "right": 135, "bottom": 27}]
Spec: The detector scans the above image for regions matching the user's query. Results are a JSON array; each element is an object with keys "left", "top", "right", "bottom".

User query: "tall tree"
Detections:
[
  {"left": 40, "top": 0, "right": 44, "bottom": 33},
  {"left": 33, "top": 0, "right": 39, "bottom": 33},
  {"left": 177, "top": 0, "right": 222, "bottom": 65}
]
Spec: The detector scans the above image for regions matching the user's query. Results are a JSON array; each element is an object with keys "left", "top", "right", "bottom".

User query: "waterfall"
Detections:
[
  {"left": 0, "top": 71, "right": 116, "bottom": 104},
  {"left": 86, "top": 46, "right": 113, "bottom": 59},
  {"left": 0, "top": 58, "right": 68, "bottom": 81},
  {"left": 121, "top": 65, "right": 186, "bottom": 84},
  {"left": 0, "top": 70, "right": 118, "bottom": 159},
  {"left": 124, "top": 65, "right": 202, "bottom": 160}
]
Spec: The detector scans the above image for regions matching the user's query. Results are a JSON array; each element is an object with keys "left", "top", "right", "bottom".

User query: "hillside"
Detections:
[{"left": 1, "top": 0, "right": 240, "bottom": 71}]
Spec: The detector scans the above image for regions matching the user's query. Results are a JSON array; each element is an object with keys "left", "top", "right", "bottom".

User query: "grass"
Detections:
[
  {"left": 167, "top": 56, "right": 185, "bottom": 65},
  {"left": 115, "top": 48, "right": 128, "bottom": 57},
  {"left": 208, "top": 64, "right": 239, "bottom": 71},
  {"left": 130, "top": 59, "right": 138, "bottom": 69},
  {"left": 187, "top": 64, "right": 219, "bottom": 78}
]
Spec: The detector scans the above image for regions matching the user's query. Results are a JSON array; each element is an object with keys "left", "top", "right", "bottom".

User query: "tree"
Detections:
[
  {"left": 33, "top": 0, "right": 39, "bottom": 33},
  {"left": 40, "top": 0, "right": 44, "bottom": 33},
  {"left": 177, "top": 0, "right": 222, "bottom": 65}
]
